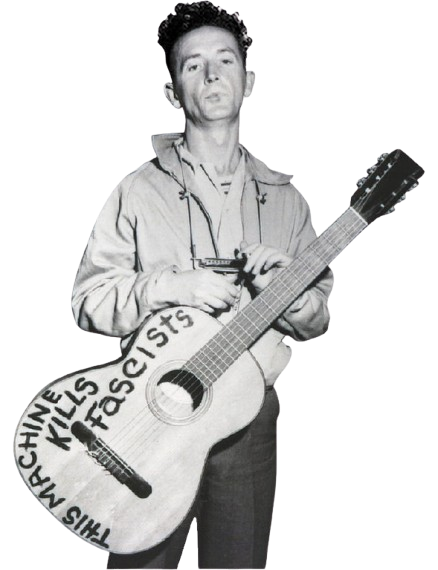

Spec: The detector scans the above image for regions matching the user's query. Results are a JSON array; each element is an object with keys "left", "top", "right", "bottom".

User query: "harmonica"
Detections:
[{"left": 193, "top": 257, "right": 246, "bottom": 273}]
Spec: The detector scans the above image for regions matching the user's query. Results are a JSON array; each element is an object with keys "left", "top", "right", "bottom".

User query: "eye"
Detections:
[
  {"left": 185, "top": 60, "right": 204, "bottom": 73},
  {"left": 221, "top": 58, "right": 234, "bottom": 65}
]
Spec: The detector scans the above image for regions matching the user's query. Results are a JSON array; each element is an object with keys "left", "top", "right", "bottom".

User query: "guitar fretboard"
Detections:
[{"left": 184, "top": 207, "right": 367, "bottom": 384}]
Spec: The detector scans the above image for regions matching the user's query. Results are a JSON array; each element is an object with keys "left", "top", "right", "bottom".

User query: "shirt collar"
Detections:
[{"left": 151, "top": 133, "right": 293, "bottom": 186}]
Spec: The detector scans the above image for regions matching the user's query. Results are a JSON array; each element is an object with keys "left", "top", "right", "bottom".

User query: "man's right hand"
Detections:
[{"left": 163, "top": 269, "right": 239, "bottom": 314}]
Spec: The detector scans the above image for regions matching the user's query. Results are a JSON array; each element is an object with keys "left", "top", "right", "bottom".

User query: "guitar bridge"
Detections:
[{"left": 71, "top": 421, "right": 152, "bottom": 499}]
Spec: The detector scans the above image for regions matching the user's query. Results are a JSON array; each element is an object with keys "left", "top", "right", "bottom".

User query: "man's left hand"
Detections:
[{"left": 238, "top": 241, "right": 292, "bottom": 294}]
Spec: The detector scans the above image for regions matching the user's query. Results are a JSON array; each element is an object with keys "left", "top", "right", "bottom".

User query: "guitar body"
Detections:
[{"left": 14, "top": 306, "right": 265, "bottom": 553}]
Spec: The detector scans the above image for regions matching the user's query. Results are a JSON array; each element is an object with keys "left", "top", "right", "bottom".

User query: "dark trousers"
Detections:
[{"left": 108, "top": 387, "right": 280, "bottom": 569}]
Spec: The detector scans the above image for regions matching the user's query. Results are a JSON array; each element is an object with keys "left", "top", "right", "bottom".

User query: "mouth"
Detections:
[{"left": 205, "top": 92, "right": 224, "bottom": 102}]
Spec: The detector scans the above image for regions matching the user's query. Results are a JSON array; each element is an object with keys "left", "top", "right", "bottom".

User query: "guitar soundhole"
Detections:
[
  {"left": 158, "top": 370, "right": 203, "bottom": 409},
  {"left": 146, "top": 361, "right": 212, "bottom": 425}
]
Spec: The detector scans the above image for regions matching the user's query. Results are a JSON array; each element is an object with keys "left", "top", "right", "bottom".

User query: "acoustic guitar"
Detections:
[{"left": 14, "top": 149, "right": 424, "bottom": 553}]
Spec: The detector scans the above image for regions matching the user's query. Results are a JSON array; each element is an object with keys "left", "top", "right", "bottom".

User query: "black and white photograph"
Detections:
[{"left": 12, "top": 0, "right": 428, "bottom": 570}]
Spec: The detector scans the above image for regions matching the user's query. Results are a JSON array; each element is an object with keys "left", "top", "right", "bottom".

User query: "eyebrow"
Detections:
[{"left": 217, "top": 48, "right": 238, "bottom": 57}]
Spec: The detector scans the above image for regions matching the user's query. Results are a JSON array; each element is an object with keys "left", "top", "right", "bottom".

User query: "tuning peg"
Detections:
[
  {"left": 410, "top": 181, "right": 419, "bottom": 189},
  {"left": 357, "top": 177, "right": 367, "bottom": 187},
  {"left": 367, "top": 165, "right": 378, "bottom": 174},
  {"left": 377, "top": 153, "right": 388, "bottom": 163},
  {"left": 385, "top": 206, "right": 396, "bottom": 215},
  {"left": 397, "top": 194, "right": 406, "bottom": 203}
]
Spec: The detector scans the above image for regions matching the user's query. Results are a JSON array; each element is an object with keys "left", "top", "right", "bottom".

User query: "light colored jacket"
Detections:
[{"left": 72, "top": 134, "right": 333, "bottom": 384}]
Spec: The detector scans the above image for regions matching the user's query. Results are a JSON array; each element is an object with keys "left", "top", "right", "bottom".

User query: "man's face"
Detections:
[{"left": 167, "top": 26, "right": 254, "bottom": 124}]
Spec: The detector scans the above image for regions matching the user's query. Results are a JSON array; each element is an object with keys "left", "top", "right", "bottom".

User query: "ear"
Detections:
[
  {"left": 244, "top": 71, "right": 255, "bottom": 98},
  {"left": 164, "top": 82, "right": 182, "bottom": 109}
]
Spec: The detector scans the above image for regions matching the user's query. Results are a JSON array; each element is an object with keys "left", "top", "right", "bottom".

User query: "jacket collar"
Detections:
[{"left": 151, "top": 133, "right": 292, "bottom": 186}]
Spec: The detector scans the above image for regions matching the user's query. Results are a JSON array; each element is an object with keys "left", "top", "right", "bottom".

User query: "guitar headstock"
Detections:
[{"left": 350, "top": 150, "right": 424, "bottom": 223}]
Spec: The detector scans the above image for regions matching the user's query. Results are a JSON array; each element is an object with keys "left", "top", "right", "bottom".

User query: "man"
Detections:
[{"left": 72, "top": 2, "right": 333, "bottom": 568}]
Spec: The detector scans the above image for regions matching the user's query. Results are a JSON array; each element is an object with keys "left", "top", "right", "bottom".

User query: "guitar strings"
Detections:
[
  {"left": 104, "top": 211, "right": 363, "bottom": 464},
  {"left": 102, "top": 211, "right": 362, "bottom": 468},
  {"left": 106, "top": 211, "right": 366, "bottom": 464}
]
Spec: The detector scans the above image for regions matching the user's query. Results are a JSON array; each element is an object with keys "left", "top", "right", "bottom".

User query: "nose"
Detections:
[{"left": 204, "top": 62, "right": 220, "bottom": 84}]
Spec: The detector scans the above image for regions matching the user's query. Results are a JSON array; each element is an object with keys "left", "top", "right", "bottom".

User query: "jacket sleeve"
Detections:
[
  {"left": 71, "top": 181, "right": 175, "bottom": 337},
  {"left": 274, "top": 185, "right": 333, "bottom": 341}
]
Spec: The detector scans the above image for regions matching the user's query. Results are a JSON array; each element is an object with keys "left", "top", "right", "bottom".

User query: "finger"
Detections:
[
  {"left": 244, "top": 246, "right": 269, "bottom": 273},
  {"left": 199, "top": 271, "right": 238, "bottom": 295},
  {"left": 195, "top": 277, "right": 237, "bottom": 305},
  {"left": 203, "top": 295, "right": 231, "bottom": 311},
  {"left": 263, "top": 252, "right": 291, "bottom": 272},
  {"left": 213, "top": 275, "right": 240, "bottom": 297},
  {"left": 211, "top": 286, "right": 239, "bottom": 306},
  {"left": 241, "top": 245, "right": 262, "bottom": 272},
  {"left": 238, "top": 241, "right": 259, "bottom": 260},
  {"left": 199, "top": 303, "right": 215, "bottom": 314}
]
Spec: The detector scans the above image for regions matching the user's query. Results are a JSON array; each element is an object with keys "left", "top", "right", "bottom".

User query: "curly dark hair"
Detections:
[{"left": 158, "top": 2, "right": 252, "bottom": 73}]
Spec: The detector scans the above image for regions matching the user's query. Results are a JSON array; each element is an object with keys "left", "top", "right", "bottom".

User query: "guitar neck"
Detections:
[{"left": 184, "top": 207, "right": 368, "bottom": 384}]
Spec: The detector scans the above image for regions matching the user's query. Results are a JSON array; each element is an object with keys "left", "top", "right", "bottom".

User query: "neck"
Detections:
[{"left": 184, "top": 119, "right": 241, "bottom": 177}]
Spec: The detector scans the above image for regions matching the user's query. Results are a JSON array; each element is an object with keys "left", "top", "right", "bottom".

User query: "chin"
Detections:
[{"left": 202, "top": 106, "right": 237, "bottom": 122}]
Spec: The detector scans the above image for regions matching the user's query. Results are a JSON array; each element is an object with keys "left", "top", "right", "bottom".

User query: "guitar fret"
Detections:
[
  {"left": 259, "top": 292, "right": 283, "bottom": 314},
  {"left": 221, "top": 313, "right": 248, "bottom": 344},
  {"left": 245, "top": 304, "right": 270, "bottom": 325},
  {"left": 211, "top": 317, "right": 252, "bottom": 350},
  {"left": 345, "top": 209, "right": 368, "bottom": 235},
  {"left": 208, "top": 335, "right": 241, "bottom": 360},
  {"left": 297, "top": 255, "right": 319, "bottom": 276},
  {"left": 277, "top": 268, "right": 307, "bottom": 304},
  {"left": 192, "top": 359, "right": 220, "bottom": 383},
  {"left": 208, "top": 340, "right": 233, "bottom": 368},
  {"left": 192, "top": 338, "right": 238, "bottom": 380},
  {"left": 312, "top": 238, "right": 329, "bottom": 256},
  {"left": 257, "top": 294, "right": 275, "bottom": 310},
  {"left": 228, "top": 319, "right": 253, "bottom": 346},
  {"left": 201, "top": 347, "right": 228, "bottom": 372},
  {"left": 337, "top": 219, "right": 356, "bottom": 241},
  {"left": 186, "top": 357, "right": 216, "bottom": 384},
  {"left": 349, "top": 207, "right": 368, "bottom": 226},
  {"left": 242, "top": 314, "right": 264, "bottom": 336},
  {"left": 255, "top": 294, "right": 282, "bottom": 321},
  {"left": 320, "top": 231, "right": 343, "bottom": 254}
]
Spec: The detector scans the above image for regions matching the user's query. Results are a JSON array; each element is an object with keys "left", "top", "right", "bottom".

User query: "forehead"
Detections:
[{"left": 172, "top": 26, "right": 242, "bottom": 63}]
